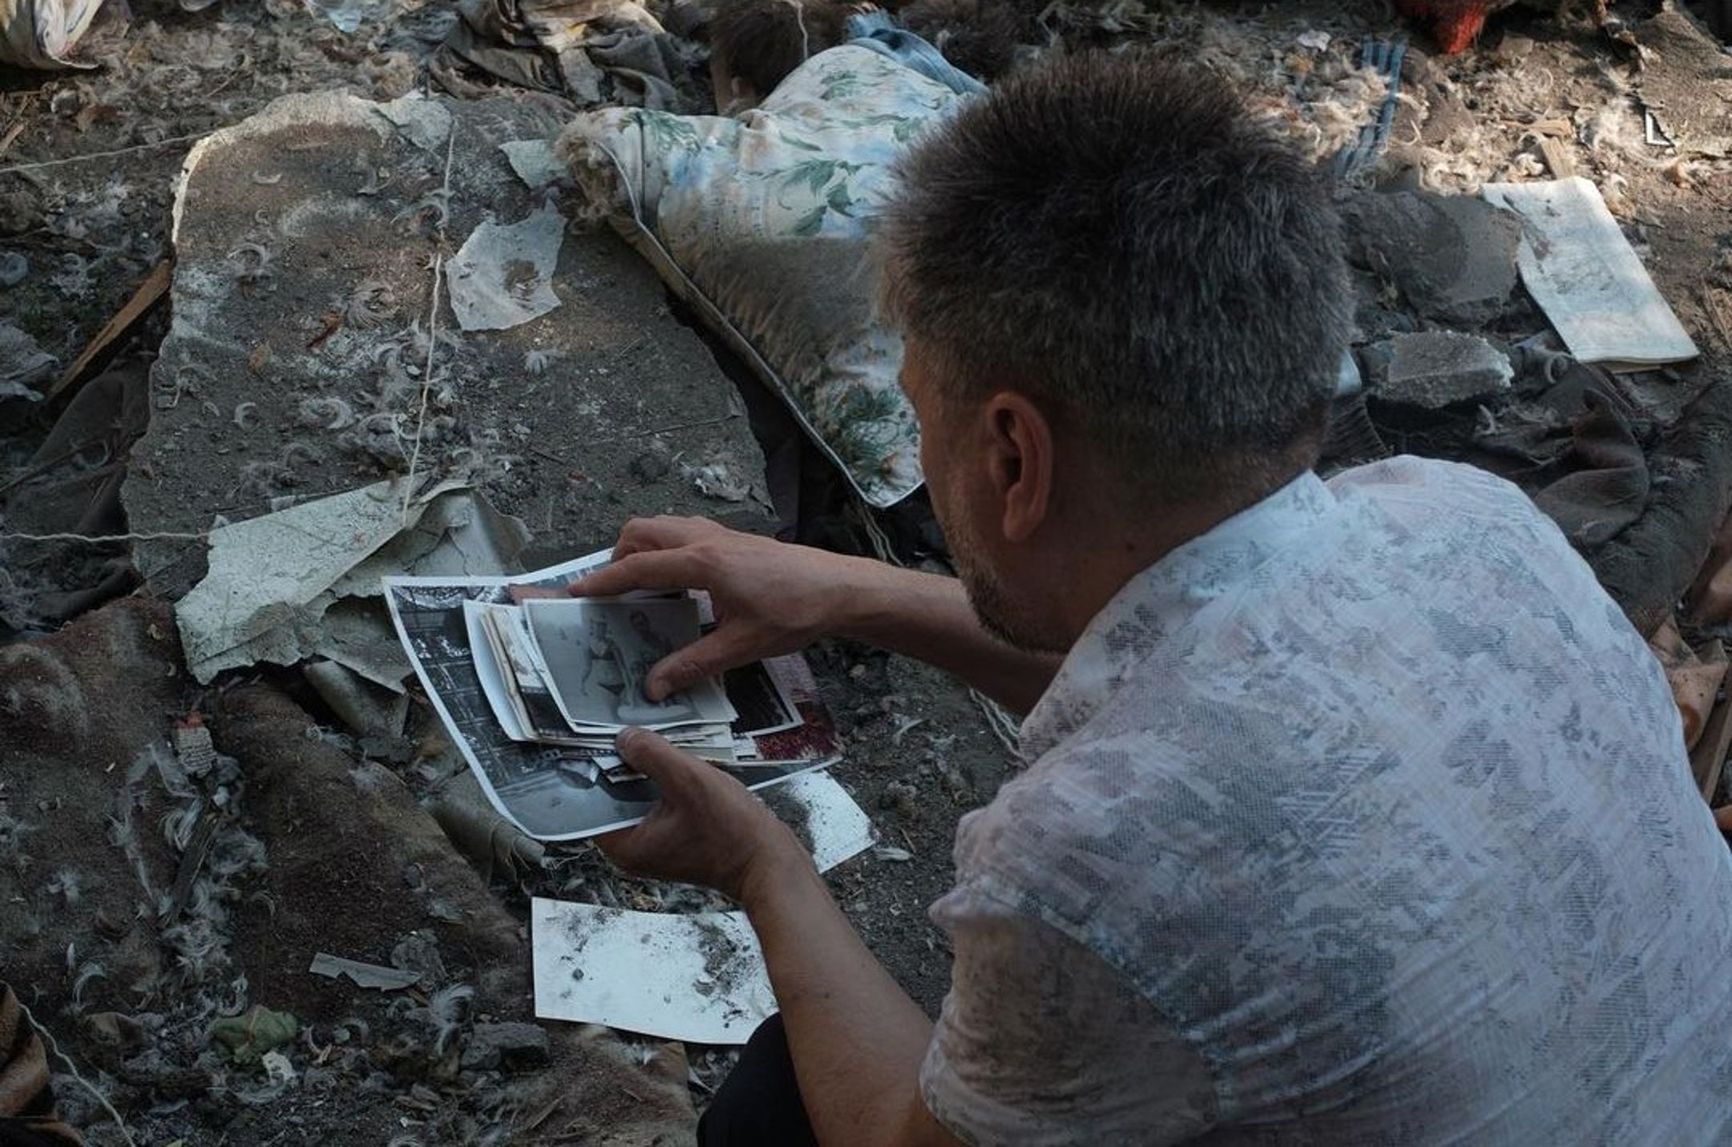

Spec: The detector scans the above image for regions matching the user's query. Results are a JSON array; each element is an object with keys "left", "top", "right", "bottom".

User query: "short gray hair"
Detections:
[{"left": 881, "top": 52, "right": 1352, "bottom": 501}]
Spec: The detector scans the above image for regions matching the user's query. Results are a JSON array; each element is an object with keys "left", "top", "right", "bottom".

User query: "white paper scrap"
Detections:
[
  {"left": 448, "top": 202, "right": 565, "bottom": 332},
  {"left": 532, "top": 899, "right": 775, "bottom": 1044},
  {"left": 1481, "top": 177, "right": 1699, "bottom": 371},
  {"left": 777, "top": 770, "right": 875, "bottom": 873},
  {"left": 499, "top": 140, "right": 568, "bottom": 193},
  {"left": 308, "top": 952, "right": 422, "bottom": 990},
  {"left": 375, "top": 94, "right": 453, "bottom": 153}
]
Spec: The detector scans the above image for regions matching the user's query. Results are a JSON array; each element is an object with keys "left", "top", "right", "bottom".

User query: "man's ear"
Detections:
[{"left": 982, "top": 391, "right": 1054, "bottom": 544}]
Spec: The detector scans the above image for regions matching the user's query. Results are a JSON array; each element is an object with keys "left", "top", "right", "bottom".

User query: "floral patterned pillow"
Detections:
[{"left": 560, "top": 46, "right": 964, "bottom": 508}]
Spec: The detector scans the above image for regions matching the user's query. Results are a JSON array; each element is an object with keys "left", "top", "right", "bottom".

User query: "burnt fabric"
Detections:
[{"left": 0, "top": 984, "right": 82, "bottom": 1146}]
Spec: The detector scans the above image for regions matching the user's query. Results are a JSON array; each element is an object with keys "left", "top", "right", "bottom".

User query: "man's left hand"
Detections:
[{"left": 595, "top": 728, "right": 810, "bottom": 903}]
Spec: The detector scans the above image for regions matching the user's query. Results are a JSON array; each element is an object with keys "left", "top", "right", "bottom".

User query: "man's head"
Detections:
[{"left": 880, "top": 51, "right": 1351, "bottom": 651}]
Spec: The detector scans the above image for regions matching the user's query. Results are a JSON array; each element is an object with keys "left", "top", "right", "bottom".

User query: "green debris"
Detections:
[{"left": 211, "top": 1004, "right": 300, "bottom": 1066}]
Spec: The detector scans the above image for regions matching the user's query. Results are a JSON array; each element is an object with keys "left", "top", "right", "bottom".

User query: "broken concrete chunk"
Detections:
[
  {"left": 461, "top": 1021, "right": 551, "bottom": 1071},
  {"left": 128, "top": 90, "right": 770, "bottom": 598},
  {"left": 1366, "top": 332, "right": 1514, "bottom": 410},
  {"left": 448, "top": 202, "right": 565, "bottom": 332},
  {"left": 1339, "top": 190, "right": 1521, "bottom": 328}
]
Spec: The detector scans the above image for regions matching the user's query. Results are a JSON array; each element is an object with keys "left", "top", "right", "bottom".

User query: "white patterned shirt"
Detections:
[{"left": 920, "top": 456, "right": 1732, "bottom": 1145}]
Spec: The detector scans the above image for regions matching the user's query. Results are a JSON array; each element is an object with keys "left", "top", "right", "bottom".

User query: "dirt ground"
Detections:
[{"left": 2, "top": 0, "right": 1731, "bottom": 1143}]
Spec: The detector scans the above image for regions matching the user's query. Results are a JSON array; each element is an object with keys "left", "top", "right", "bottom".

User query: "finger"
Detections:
[
  {"left": 509, "top": 586, "right": 565, "bottom": 603},
  {"left": 614, "top": 727, "right": 709, "bottom": 799},
  {"left": 568, "top": 548, "right": 710, "bottom": 599},
  {"left": 645, "top": 626, "right": 753, "bottom": 700},
  {"left": 590, "top": 825, "right": 639, "bottom": 855},
  {"left": 615, "top": 516, "right": 722, "bottom": 559}
]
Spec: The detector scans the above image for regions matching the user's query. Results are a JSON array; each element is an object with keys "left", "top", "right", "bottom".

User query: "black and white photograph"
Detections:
[
  {"left": 466, "top": 600, "right": 585, "bottom": 746},
  {"left": 523, "top": 598, "right": 735, "bottom": 731},
  {"left": 722, "top": 656, "right": 802, "bottom": 738},
  {"left": 384, "top": 552, "right": 838, "bottom": 841}
]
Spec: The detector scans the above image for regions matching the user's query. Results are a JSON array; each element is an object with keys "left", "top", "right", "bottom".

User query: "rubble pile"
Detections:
[{"left": 0, "top": 0, "right": 1728, "bottom": 1143}]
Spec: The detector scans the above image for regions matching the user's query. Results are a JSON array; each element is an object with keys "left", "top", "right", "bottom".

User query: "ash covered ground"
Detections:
[{"left": 1, "top": 1, "right": 1730, "bottom": 1144}]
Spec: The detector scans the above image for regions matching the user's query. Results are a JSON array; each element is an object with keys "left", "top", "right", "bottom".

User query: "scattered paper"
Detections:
[
  {"left": 532, "top": 899, "right": 775, "bottom": 1044},
  {"left": 1481, "top": 178, "right": 1699, "bottom": 371},
  {"left": 448, "top": 202, "right": 565, "bottom": 332},
  {"left": 375, "top": 93, "right": 453, "bottom": 152},
  {"left": 500, "top": 140, "right": 567, "bottom": 192},
  {"left": 175, "top": 480, "right": 527, "bottom": 686},
  {"left": 386, "top": 552, "right": 841, "bottom": 841},
  {"left": 776, "top": 770, "right": 874, "bottom": 873},
  {"left": 309, "top": 952, "right": 424, "bottom": 991}
]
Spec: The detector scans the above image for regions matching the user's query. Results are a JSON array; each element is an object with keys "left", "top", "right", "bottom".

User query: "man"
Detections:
[{"left": 571, "top": 53, "right": 1732, "bottom": 1144}]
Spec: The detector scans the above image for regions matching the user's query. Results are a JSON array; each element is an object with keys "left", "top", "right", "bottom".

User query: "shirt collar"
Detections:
[{"left": 1019, "top": 470, "right": 1338, "bottom": 760}]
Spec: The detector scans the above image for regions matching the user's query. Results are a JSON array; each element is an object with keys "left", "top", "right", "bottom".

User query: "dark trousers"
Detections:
[{"left": 699, "top": 1014, "right": 819, "bottom": 1146}]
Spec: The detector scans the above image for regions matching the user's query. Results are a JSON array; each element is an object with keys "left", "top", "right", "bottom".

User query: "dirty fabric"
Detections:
[
  {"left": 0, "top": 985, "right": 81, "bottom": 1146},
  {"left": 844, "top": 10, "right": 986, "bottom": 96},
  {"left": 925, "top": 458, "right": 1732, "bottom": 1142},
  {"left": 0, "top": 360, "right": 150, "bottom": 632},
  {"left": 0, "top": 0, "right": 103, "bottom": 69},
  {"left": 442, "top": 0, "right": 692, "bottom": 109},
  {"left": 1688, "top": 503, "right": 1732, "bottom": 628},
  {"left": 1530, "top": 389, "right": 1651, "bottom": 549},
  {"left": 563, "top": 45, "right": 964, "bottom": 507}
]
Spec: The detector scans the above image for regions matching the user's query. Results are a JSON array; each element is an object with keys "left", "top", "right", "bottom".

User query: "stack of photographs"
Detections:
[{"left": 384, "top": 549, "right": 841, "bottom": 841}]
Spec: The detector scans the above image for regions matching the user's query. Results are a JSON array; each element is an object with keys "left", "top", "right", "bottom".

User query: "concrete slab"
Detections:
[
  {"left": 126, "top": 91, "right": 770, "bottom": 598},
  {"left": 1366, "top": 330, "right": 1515, "bottom": 410},
  {"left": 1340, "top": 189, "right": 1522, "bottom": 328}
]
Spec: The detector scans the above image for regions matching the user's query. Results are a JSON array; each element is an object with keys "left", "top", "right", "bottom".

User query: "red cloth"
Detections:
[{"left": 1394, "top": 0, "right": 1505, "bottom": 54}]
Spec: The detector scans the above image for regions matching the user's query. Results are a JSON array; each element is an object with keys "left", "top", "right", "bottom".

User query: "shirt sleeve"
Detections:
[{"left": 918, "top": 885, "right": 1218, "bottom": 1146}]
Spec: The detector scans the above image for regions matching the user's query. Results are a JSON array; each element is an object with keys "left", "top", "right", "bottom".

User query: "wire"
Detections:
[
  {"left": 15, "top": 995, "right": 138, "bottom": 1147},
  {"left": 0, "top": 134, "right": 204, "bottom": 178}
]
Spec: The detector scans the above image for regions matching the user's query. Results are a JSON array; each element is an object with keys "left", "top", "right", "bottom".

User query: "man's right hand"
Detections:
[{"left": 568, "top": 517, "right": 863, "bottom": 701}]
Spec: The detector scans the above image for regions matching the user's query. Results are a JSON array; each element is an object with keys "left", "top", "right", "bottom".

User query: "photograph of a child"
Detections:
[{"left": 524, "top": 598, "right": 733, "bottom": 730}]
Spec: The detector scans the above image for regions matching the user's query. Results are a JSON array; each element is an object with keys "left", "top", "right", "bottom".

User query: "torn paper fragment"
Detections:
[
  {"left": 500, "top": 140, "right": 568, "bottom": 193},
  {"left": 532, "top": 899, "right": 775, "bottom": 1044},
  {"left": 777, "top": 770, "right": 874, "bottom": 873},
  {"left": 1481, "top": 178, "right": 1699, "bottom": 372},
  {"left": 376, "top": 94, "right": 453, "bottom": 153},
  {"left": 174, "top": 479, "right": 525, "bottom": 685},
  {"left": 309, "top": 953, "right": 423, "bottom": 991},
  {"left": 449, "top": 203, "right": 565, "bottom": 332},
  {"left": 176, "top": 480, "right": 431, "bottom": 682}
]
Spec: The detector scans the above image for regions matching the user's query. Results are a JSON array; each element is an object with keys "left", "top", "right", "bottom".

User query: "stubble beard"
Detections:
[{"left": 946, "top": 518, "right": 1065, "bottom": 655}]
